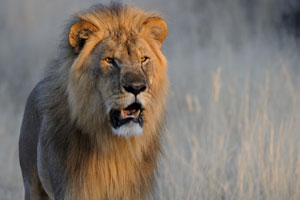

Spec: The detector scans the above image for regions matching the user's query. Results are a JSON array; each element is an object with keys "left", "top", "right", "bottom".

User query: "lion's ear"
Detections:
[
  {"left": 68, "top": 21, "right": 98, "bottom": 53},
  {"left": 141, "top": 17, "right": 167, "bottom": 45}
]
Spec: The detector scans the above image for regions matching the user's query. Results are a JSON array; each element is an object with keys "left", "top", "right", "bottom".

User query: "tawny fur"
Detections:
[{"left": 19, "top": 3, "right": 168, "bottom": 200}]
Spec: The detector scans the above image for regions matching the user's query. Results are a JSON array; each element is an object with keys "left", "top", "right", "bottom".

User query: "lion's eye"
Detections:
[
  {"left": 141, "top": 56, "right": 149, "bottom": 63},
  {"left": 104, "top": 57, "right": 114, "bottom": 64}
]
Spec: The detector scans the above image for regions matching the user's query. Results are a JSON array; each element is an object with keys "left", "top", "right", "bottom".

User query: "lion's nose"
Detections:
[{"left": 123, "top": 83, "right": 146, "bottom": 96}]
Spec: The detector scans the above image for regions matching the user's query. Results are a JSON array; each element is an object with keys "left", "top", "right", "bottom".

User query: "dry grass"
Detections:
[{"left": 156, "top": 63, "right": 300, "bottom": 199}]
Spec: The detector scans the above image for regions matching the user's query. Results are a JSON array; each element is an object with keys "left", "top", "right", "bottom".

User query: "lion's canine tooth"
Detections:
[
  {"left": 134, "top": 109, "right": 140, "bottom": 118},
  {"left": 121, "top": 110, "right": 127, "bottom": 119}
]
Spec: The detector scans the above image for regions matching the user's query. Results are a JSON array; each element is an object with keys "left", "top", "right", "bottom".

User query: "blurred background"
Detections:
[{"left": 1, "top": 0, "right": 300, "bottom": 199}]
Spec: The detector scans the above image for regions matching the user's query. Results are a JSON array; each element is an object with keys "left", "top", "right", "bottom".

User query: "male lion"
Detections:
[{"left": 19, "top": 3, "right": 168, "bottom": 200}]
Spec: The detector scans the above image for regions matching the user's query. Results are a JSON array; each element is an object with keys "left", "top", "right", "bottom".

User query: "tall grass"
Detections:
[{"left": 157, "top": 60, "right": 300, "bottom": 199}]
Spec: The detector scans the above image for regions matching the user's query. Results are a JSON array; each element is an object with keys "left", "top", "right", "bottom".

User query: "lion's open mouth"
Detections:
[{"left": 109, "top": 103, "right": 144, "bottom": 129}]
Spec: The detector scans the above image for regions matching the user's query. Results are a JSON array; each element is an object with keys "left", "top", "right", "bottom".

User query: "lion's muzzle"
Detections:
[{"left": 108, "top": 66, "right": 149, "bottom": 137}]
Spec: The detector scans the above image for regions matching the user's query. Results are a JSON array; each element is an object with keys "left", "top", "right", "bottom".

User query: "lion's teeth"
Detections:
[
  {"left": 121, "top": 109, "right": 140, "bottom": 119},
  {"left": 134, "top": 110, "right": 140, "bottom": 117},
  {"left": 121, "top": 110, "right": 127, "bottom": 119}
]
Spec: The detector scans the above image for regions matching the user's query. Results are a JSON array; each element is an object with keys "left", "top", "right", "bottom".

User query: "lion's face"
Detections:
[
  {"left": 67, "top": 8, "right": 167, "bottom": 137},
  {"left": 92, "top": 34, "right": 156, "bottom": 136}
]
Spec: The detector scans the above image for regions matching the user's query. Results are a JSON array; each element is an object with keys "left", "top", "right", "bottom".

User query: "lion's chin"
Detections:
[
  {"left": 109, "top": 102, "right": 144, "bottom": 137},
  {"left": 111, "top": 122, "right": 143, "bottom": 137}
]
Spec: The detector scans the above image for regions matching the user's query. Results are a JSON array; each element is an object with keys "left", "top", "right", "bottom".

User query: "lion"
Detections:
[{"left": 18, "top": 3, "right": 168, "bottom": 200}]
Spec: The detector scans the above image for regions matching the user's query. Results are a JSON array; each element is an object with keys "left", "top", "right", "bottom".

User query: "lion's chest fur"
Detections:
[{"left": 65, "top": 135, "right": 158, "bottom": 200}]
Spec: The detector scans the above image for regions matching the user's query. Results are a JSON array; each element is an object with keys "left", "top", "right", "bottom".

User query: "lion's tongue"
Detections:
[{"left": 121, "top": 109, "right": 140, "bottom": 119}]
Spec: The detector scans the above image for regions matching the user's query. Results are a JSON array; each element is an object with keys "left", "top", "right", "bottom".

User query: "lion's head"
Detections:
[{"left": 65, "top": 3, "right": 168, "bottom": 137}]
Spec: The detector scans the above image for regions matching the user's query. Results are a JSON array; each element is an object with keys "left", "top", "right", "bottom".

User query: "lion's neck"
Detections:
[{"left": 65, "top": 129, "right": 160, "bottom": 200}]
